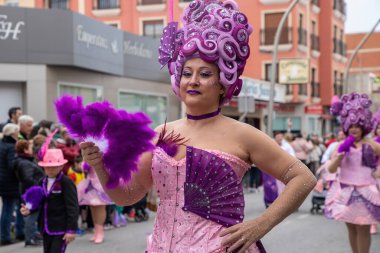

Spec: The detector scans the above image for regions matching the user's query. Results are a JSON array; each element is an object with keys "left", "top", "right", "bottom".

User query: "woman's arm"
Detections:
[
  {"left": 328, "top": 150, "right": 343, "bottom": 173},
  {"left": 369, "top": 139, "right": 380, "bottom": 157},
  {"left": 246, "top": 127, "right": 316, "bottom": 232},
  {"left": 221, "top": 125, "right": 316, "bottom": 252}
]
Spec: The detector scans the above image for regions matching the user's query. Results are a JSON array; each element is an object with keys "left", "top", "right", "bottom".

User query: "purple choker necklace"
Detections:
[{"left": 186, "top": 108, "right": 221, "bottom": 120}]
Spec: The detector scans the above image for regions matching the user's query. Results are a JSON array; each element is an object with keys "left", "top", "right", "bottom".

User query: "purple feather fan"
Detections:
[
  {"left": 54, "top": 95, "right": 156, "bottom": 189},
  {"left": 103, "top": 109, "right": 156, "bottom": 188},
  {"left": 22, "top": 186, "right": 44, "bottom": 212},
  {"left": 54, "top": 95, "right": 86, "bottom": 139},
  {"left": 182, "top": 146, "right": 245, "bottom": 228},
  {"left": 375, "top": 136, "right": 380, "bottom": 143}
]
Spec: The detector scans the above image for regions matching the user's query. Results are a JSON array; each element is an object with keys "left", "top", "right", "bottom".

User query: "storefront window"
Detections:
[
  {"left": 118, "top": 92, "right": 167, "bottom": 128},
  {"left": 58, "top": 83, "right": 103, "bottom": 105},
  {"left": 273, "top": 116, "right": 301, "bottom": 132},
  {"left": 308, "top": 117, "right": 316, "bottom": 134}
]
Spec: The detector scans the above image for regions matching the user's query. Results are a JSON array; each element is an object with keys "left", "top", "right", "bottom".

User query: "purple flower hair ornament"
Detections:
[
  {"left": 22, "top": 186, "right": 44, "bottom": 212},
  {"left": 330, "top": 92, "right": 373, "bottom": 135},
  {"left": 55, "top": 95, "right": 156, "bottom": 189},
  {"left": 159, "top": 0, "right": 253, "bottom": 104}
]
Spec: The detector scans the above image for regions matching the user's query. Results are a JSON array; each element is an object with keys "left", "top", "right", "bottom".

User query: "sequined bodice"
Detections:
[{"left": 148, "top": 147, "right": 257, "bottom": 253}]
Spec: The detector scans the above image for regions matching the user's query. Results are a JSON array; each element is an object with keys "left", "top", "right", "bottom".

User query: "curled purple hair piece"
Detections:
[
  {"left": 330, "top": 92, "right": 373, "bottom": 135},
  {"left": 158, "top": 0, "right": 253, "bottom": 104}
]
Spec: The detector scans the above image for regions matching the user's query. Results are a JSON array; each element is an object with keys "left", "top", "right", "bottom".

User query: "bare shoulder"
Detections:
[
  {"left": 154, "top": 118, "right": 184, "bottom": 133},
  {"left": 220, "top": 116, "right": 265, "bottom": 149}
]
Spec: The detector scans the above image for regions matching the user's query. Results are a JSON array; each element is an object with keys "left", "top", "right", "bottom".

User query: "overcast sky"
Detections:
[{"left": 345, "top": 0, "right": 380, "bottom": 34}]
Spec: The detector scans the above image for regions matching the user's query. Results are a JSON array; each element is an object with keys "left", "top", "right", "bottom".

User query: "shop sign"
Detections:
[
  {"left": 305, "top": 104, "right": 323, "bottom": 115},
  {"left": 124, "top": 40, "right": 153, "bottom": 59},
  {"left": 0, "top": 14, "right": 24, "bottom": 40},
  {"left": 279, "top": 59, "right": 309, "bottom": 84},
  {"left": 239, "top": 78, "right": 286, "bottom": 103},
  {"left": 76, "top": 24, "right": 120, "bottom": 54}
]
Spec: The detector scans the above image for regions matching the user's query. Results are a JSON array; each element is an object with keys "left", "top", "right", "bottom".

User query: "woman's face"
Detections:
[
  {"left": 179, "top": 58, "right": 224, "bottom": 109},
  {"left": 44, "top": 165, "right": 63, "bottom": 178},
  {"left": 348, "top": 124, "right": 363, "bottom": 141},
  {"left": 376, "top": 125, "right": 380, "bottom": 136}
]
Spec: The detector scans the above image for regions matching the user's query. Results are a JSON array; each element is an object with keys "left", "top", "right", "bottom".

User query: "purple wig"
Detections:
[
  {"left": 330, "top": 92, "right": 373, "bottom": 135},
  {"left": 158, "top": 0, "right": 253, "bottom": 104}
]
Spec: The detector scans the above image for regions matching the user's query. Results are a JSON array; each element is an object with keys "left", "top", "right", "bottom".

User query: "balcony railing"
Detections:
[
  {"left": 334, "top": 83, "right": 343, "bottom": 97},
  {"left": 311, "top": 0, "right": 319, "bottom": 7},
  {"left": 298, "top": 28, "right": 307, "bottom": 46},
  {"left": 310, "top": 34, "right": 319, "bottom": 51},
  {"left": 333, "top": 0, "right": 346, "bottom": 16},
  {"left": 94, "top": 0, "right": 120, "bottom": 9},
  {"left": 47, "top": 0, "right": 68, "bottom": 9},
  {"left": 260, "top": 27, "right": 292, "bottom": 46},
  {"left": 299, "top": 84, "right": 307, "bottom": 96},
  {"left": 286, "top": 84, "right": 293, "bottom": 95},
  {"left": 333, "top": 38, "right": 346, "bottom": 56},
  {"left": 138, "top": 0, "right": 164, "bottom": 5},
  {"left": 340, "top": 41, "right": 347, "bottom": 57},
  {"left": 311, "top": 82, "right": 320, "bottom": 97}
]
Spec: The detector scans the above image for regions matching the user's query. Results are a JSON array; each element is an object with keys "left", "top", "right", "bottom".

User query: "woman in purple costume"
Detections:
[
  {"left": 80, "top": 1, "right": 316, "bottom": 252},
  {"left": 327, "top": 92, "right": 380, "bottom": 253},
  {"left": 370, "top": 109, "right": 380, "bottom": 234}
]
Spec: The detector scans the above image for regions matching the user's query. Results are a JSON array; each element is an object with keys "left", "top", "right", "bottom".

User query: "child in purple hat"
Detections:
[{"left": 21, "top": 148, "right": 78, "bottom": 253}]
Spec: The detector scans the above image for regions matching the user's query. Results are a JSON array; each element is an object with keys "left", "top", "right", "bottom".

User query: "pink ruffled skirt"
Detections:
[
  {"left": 325, "top": 180, "right": 380, "bottom": 225},
  {"left": 77, "top": 177, "right": 113, "bottom": 206}
]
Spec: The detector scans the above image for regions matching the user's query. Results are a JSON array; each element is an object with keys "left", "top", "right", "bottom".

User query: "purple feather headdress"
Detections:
[
  {"left": 55, "top": 95, "right": 156, "bottom": 189},
  {"left": 330, "top": 92, "right": 373, "bottom": 135},
  {"left": 22, "top": 186, "right": 44, "bottom": 212},
  {"left": 158, "top": 0, "right": 252, "bottom": 104},
  {"left": 37, "top": 128, "right": 58, "bottom": 161}
]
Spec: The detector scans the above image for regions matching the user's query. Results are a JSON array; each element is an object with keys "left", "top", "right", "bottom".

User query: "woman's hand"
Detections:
[
  {"left": 63, "top": 233, "right": 76, "bottom": 244},
  {"left": 220, "top": 217, "right": 268, "bottom": 253},
  {"left": 80, "top": 142, "right": 103, "bottom": 169},
  {"left": 20, "top": 203, "right": 30, "bottom": 216},
  {"left": 372, "top": 170, "right": 380, "bottom": 178}
]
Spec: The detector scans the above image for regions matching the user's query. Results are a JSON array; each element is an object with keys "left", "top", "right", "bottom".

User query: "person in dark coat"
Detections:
[
  {"left": 14, "top": 140, "right": 45, "bottom": 247},
  {"left": 17, "top": 115, "right": 34, "bottom": 141},
  {"left": 21, "top": 148, "right": 78, "bottom": 253},
  {"left": 0, "top": 107, "right": 22, "bottom": 134},
  {"left": 0, "top": 123, "right": 25, "bottom": 245}
]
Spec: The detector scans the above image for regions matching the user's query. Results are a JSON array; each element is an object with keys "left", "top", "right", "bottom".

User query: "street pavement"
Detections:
[{"left": 1, "top": 188, "right": 379, "bottom": 253}]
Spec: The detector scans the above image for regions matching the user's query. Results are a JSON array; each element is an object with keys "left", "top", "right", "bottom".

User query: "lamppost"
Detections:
[
  {"left": 344, "top": 18, "right": 380, "bottom": 94},
  {"left": 267, "top": 0, "right": 300, "bottom": 137}
]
